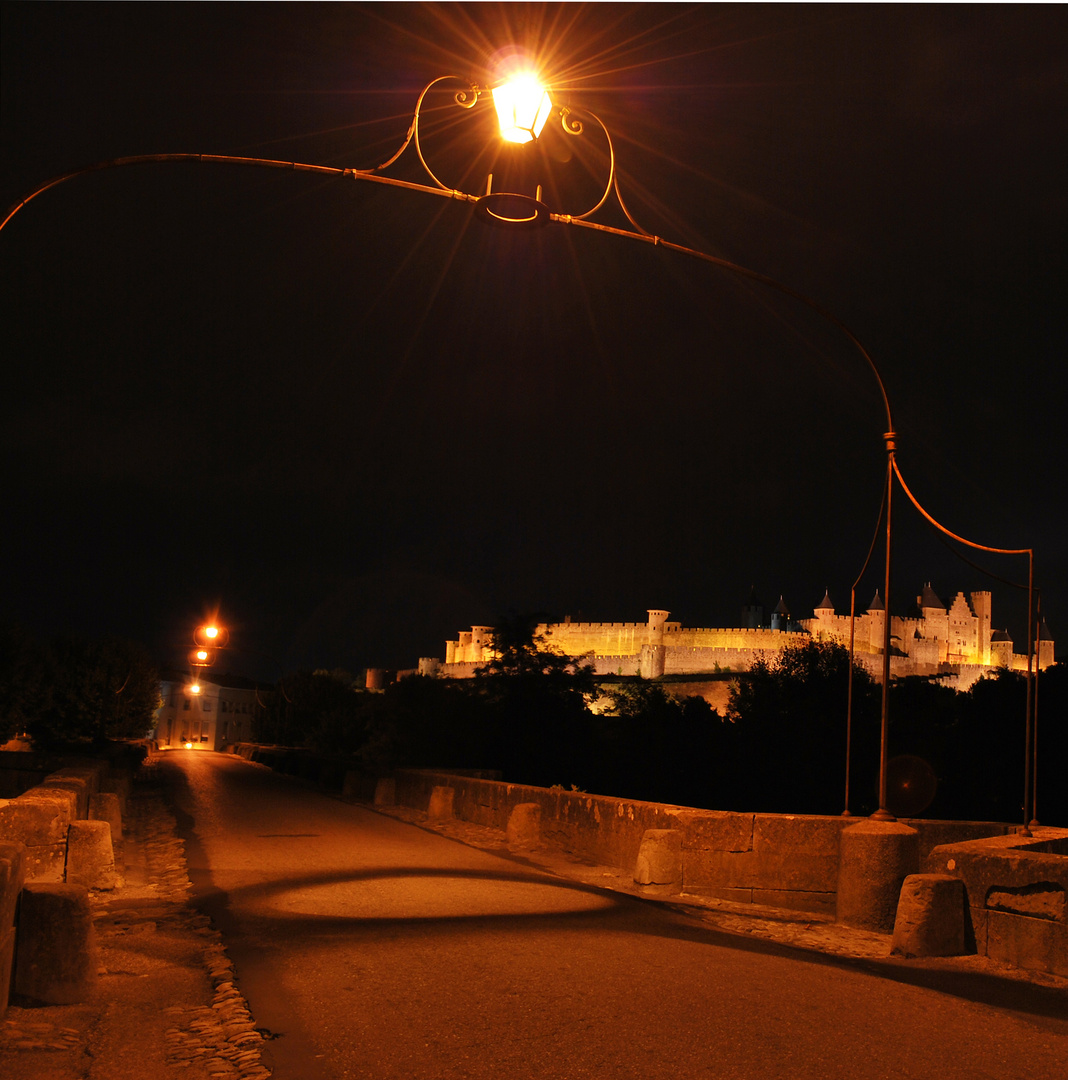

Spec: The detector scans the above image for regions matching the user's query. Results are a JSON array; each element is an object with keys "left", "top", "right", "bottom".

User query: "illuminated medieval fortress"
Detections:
[{"left": 423, "top": 585, "right": 1054, "bottom": 692}]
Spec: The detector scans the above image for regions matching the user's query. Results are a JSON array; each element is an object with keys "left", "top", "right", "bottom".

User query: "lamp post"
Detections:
[{"left": 0, "top": 67, "right": 1039, "bottom": 825}]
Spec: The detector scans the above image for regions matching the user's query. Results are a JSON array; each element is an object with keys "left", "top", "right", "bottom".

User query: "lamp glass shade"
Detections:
[
  {"left": 492, "top": 76, "right": 552, "bottom": 144},
  {"left": 194, "top": 624, "right": 229, "bottom": 647}
]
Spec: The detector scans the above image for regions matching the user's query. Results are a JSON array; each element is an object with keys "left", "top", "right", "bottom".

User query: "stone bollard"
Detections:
[
  {"left": 66, "top": 820, "right": 118, "bottom": 890},
  {"left": 15, "top": 883, "right": 98, "bottom": 1004},
  {"left": 506, "top": 803, "right": 542, "bottom": 850},
  {"left": 837, "top": 819, "right": 919, "bottom": 932},
  {"left": 89, "top": 792, "right": 123, "bottom": 845},
  {"left": 891, "top": 874, "right": 967, "bottom": 958},
  {"left": 427, "top": 785, "right": 455, "bottom": 822},
  {"left": 0, "top": 842, "right": 27, "bottom": 1014},
  {"left": 633, "top": 829, "right": 683, "bottom": 893},
  {"left": 374, "top": 778, "right": 396, "bottom": 807}
]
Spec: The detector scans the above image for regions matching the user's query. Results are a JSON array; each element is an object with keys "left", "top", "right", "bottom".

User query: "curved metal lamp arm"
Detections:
[
  {"left": 890, "top": 457, "right": 1030, "bottom": 559},
  {"left": 409, "top": 76, "right": 483, "bottom": 191},
  {"left": 557, "top": 107, "right": 617, "bottom": 223}
]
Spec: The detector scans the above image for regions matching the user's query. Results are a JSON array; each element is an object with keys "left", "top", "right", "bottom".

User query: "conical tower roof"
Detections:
[
  {"left": 773, "top": 594, "right": 790, "bottom": 616},
  {"left": 920, "top": 582, "right": 945, "bottom": 610},
  {"left": 867, "top": 590, "right": 884, "bottom": 612},
  {"left": 816, "top": 589, "right": 834, "bottom": 611}
]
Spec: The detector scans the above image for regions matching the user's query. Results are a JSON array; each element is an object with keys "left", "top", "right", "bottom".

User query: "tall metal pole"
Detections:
[
  {"left": 872, "top": 434, "right": 896, "bottom": 820},
  {"left": 1023, "top": 557, "right": 1036, "bottom": 834},
  {"left": 1030, "top": 590, "right": 1042, "bottom": 828}
]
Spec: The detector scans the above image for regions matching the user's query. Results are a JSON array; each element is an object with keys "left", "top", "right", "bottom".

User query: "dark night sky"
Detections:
[{"left": 2, "top": 3, "right": 1066, "bottom": 680}]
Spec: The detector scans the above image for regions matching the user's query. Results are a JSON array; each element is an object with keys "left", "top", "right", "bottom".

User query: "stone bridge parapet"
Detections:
[{"left": 391, "top": 769, "right": 1014, "bottom": 917}]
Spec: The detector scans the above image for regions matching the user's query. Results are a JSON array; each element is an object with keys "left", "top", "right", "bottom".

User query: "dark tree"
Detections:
[
  {"left": 885, "top": 675, "right": 962, "bottom": 817},
  {"left": 355, "top": 675, "right": 493, "bottom": 775},
  {"left": 725, "top": 638, "right": 879, "bottom": 814},
  {"left": 596, "top": 680, "right": 718, "bottom": 807},
  {"left": 470, "top": 613, "right": 598, "bottom": 789},
  {"left": 953, "top": 668, "right": 1032, "bottom": 824},
  {"left": 257, "top": 669, "right": 368, "bottom": 751},
  {"left": 0, "top": 624, "right": 47, "bottom": 743},
  {"left": 28, "top": 635, "right": 161, "bottom": 748}
]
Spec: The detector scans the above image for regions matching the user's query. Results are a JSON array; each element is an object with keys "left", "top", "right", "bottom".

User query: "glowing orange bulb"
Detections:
[{"left": 492, "top": 74, "right": 553, "bottom": 144}]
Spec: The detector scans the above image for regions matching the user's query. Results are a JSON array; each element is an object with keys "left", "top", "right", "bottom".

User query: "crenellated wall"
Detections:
[{"left": 436, "top": 586, "right": 1052, "bottom": 688}]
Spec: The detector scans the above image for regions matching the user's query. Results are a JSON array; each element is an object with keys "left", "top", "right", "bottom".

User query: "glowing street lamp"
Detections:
[
  {"left": 491, "top": 74, "right": 553, "bottom": 144},
  {"left": 193, "top": 622, "right": 229, "bottom": 648},
  {"left": 188, "top": 647, "right": 217, "bottom": 667},
  {"left": 0, "top": 60, "right": 1041, "bottom": 828}
]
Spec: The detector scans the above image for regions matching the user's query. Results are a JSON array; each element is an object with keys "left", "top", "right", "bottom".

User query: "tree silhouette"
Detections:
[
  {"left": 725, "top": 639, "right": 879, "bottom": 814},
  {"left": 470, "top": 613, "right": 598, "bottom": 788}
]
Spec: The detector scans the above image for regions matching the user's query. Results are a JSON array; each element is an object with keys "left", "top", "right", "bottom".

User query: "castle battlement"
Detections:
[{"left": 435, "top": 585, "right": 1053, "bottom": 689}]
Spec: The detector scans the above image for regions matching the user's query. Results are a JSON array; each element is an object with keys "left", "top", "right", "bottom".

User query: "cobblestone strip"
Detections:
[
  {"left": 136, "top": 756, "right": 272, "bottom": 1078},
  {"left": 0, "top": 1019, "right": 82, "bottom": 1051}
]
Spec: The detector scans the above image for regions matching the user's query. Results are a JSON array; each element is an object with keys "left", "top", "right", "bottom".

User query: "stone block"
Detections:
[
  {"left": 0, "top": 794, "right": 73, "bottom": 846},
  {"left": 427, "top": 785, "right": 455, "bottom": 822},
  {"left": 40, "top": 776, "right": 90, "bottom": 820},
  {"left": 89, "top": 792, "right": 123, "bottom": 844},
  {"left": 837, "top": 819, "right": 919, "bottom": 932},
  {"left": 19, "top": 784, "right": 79, "bottom": 819},
  {"left": 0, "top": 841, "right": 26, "bottom": 930},
  {"left": 753, "top": 815, "right": 845, "bottom": 894},
  {"left": 634, "top": 829, "right": 682, "bottom": 888},
  {"left": 374, "top": 777, "right": 396, "bottom": 806},
  {"left": 24, "top": 843, "right": 67, "bottom": 882},
  {"left": 986, "top": 909, "right": 1067, "bottom": 977},
  {"left": 677, "top": 811, "right": 755, "bottom": 853},
  {"left": 506, "top": 803, "right": 542, "bottom": 850},
  {"left": 0, "top": 924, "right": 15, "bottom": 1014},
  {"left": 891, "top": 874, "right": 967, "bottom": 958},
  {"left": 66, "top": 820, "right": 117, "bottom": 890},
  {"left": 14, "top": 883, "right": 98, "bottom": 1004}
]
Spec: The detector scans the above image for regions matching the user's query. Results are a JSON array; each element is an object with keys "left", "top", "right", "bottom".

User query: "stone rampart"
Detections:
[{"left": 391, "top": 769, "right": 1012, "bottom": 916}]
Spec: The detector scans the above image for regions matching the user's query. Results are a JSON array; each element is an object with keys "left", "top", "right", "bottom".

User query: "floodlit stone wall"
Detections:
[{"left": 436, "top": 586, "right": 1052, "bottom": 687}]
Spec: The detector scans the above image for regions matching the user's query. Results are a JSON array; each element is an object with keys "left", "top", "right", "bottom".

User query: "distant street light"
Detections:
[
  {"left": 194, "top": 623, "right": 229, "bottom": 649},
  {"left": 0, "top": 63, "right": 1040, "bottom": 826}
]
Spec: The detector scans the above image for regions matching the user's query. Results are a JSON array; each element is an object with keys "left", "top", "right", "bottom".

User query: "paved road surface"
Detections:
[{"left": 160, "top": 751, "right": 1068, "bottom": 1080}]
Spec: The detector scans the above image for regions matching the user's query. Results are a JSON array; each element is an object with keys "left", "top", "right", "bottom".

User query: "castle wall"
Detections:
[{"left": 436, "top": 589, "right": 1053, "bottom": 688}]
